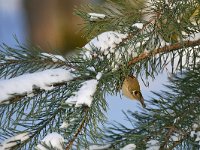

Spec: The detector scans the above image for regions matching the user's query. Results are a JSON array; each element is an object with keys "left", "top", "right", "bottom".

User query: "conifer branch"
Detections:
[
  {"left": 169, "top": 134, "right": 188, "bottom": 150},
  {"left": 160, "top": 126, "right": 176, "bottom": 150},
  {"left": 0, "top": 1, "right": 199, "bottom": 149},
  {"left": 65, "top": 108, "right": 89, "bottom": 150},
  {"left": 0, "top": 82, "right": 68, "bottom": 105},
  {"left": 128, "top": 38, "right": 200, "bottom": 66},
  {"left": 0, "top": 76, "right": 93, "bottom": 106}
]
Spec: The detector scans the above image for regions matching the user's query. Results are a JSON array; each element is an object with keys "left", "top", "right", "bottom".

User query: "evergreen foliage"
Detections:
[
  {"left": 0, "top": 0, "right": 200, "bottom": 149},
  {"left": 104, "top": 65, "right": 200, "bottom": 149}
]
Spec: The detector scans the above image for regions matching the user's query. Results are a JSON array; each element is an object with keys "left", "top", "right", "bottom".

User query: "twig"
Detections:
[
  {"left": 0, "top": 76, "right": 92, "bottom": 106},
  {"left": 65, "top": 108, "right": 89, "bottom": 150},
  {"left": 0, "top": 82, "right": 68, "bottom": 105},
  {"left": 168, "top": 133, "right": 188, "bottom": 150},
  {"left": 159, "top": 126, "right": 175, "bottom": 150},
  {"left": 128, "top": 39, "right": 200, "bottom": 66}
]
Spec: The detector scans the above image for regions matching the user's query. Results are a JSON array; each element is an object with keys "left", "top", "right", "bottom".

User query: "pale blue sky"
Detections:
[{"left": 0, "top": 0, "right": 27, "bottom": 46}]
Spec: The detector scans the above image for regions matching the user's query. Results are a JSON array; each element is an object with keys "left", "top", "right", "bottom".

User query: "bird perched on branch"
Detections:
[{"left": 122, "top": 75, "right": 146, "bottom": 108}]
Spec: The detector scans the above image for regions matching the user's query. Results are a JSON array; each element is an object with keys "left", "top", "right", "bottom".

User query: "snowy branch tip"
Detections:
[
  {"left": 0, "top": 68, "right": 75, "bottom": 104},
  {"left": 36, "top": 132, "right": 64, "bottom": 150},
  {"left": 65, "top": 73, "right": 102, "bottom": 107},
  {"left": 0, "top": 132, "right": 31, "bottom": 150}
]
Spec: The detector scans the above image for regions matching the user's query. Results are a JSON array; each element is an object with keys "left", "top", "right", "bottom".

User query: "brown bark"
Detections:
[{"left": 23, "top": 0, "right": 88, "bottom": 54}]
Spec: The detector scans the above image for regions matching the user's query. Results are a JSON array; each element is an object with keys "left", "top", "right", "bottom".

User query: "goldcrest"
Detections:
[{"left": 122, "top": 75, "right": 146, "bottom": 108}]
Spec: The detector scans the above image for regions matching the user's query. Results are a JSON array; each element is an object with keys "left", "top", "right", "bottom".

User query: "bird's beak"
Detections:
[{"left": 139, "top": 96, "right": 146, "bottom": 108}]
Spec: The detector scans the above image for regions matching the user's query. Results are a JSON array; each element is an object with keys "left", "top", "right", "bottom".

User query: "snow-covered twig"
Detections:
[
  {"left": 65, "top": 79, "right": 98, "bottom": 107},
  {"left": 120, "top": 144, "right": 136, "bottom": 150},
  {"left": 41, "top": 53, "right": 66, "bottom": 62},
  {"left": 146, "top": 140, "right": 160, "bottom": 150},
  {"left": 36, "top": 132, "right": 64, "bottom": 150},
  {"left": 88, "top": 13, "right": 106, "bottom": 21},
  {"left": 89, "top": 144, "right": 112, "bottom": 150},
  {"left": 0, "top": 68, "right": 75, "bottom": 105},
  {"left": 0, "top": 132, "right": 31, "bottom": 150},
  {"left": 65, "top": 72, "right": 102, "bottom": 107}
]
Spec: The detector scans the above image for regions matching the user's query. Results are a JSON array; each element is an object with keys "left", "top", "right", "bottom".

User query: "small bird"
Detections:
[{"left": 122, "top": 75, "right": 146, "bottom": 108}]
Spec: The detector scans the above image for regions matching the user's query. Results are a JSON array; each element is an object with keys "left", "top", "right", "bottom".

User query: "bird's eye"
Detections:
[{"left": 133, "top": 91, "right": 139, "bottom": 95}]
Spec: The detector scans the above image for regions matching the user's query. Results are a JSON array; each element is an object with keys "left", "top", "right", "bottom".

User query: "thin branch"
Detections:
[
  {"left": 168, "top": 133, "right": 188, "bottom": 150},
  {"left": 159, "top": 126, "right": 175, "bottom": 150},
  {"left": 0, "top": 82, "right": 68, "bottom": 105},
  {"left": 128, "top": 39, "right": 200, "bottom": 66},
  {"left": 0, "top": 76, "right": 94, "bottom": 105},
  {"left": 0, "top": 59, "right": 78, "bottom": 70},
  {"left": 65, "top": 108, "right": 89, "bottom": 150}
]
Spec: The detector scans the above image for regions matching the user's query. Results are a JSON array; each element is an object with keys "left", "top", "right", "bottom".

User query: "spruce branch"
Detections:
[
  {"left": 0, "top": 81, "right": 69, "bottom": 105},
  {"left": 160, "top": 126, "right": 176, "bottom": 149},
  {"left": 0, "top": 1, "right": 200, "bottom": 149},
  {"left": 128, "top": 38, "right": 200, "bottom": 66},
  {"left": 0, "top": 43, "right": 78, "bottom": 79},
  {"left": 0, "top": 68, "right": 75, "bottom": 105},
  {"left": 65, "top": 107, "right": 89, "bottom": 150},
  {"left": 103, "top": 65, "right": 200, "bottom": 149}
]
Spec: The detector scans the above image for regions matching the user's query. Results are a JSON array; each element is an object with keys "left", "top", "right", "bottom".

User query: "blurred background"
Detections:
[
  {"left": 0, "top": 0, "right": 104, "bottom": 54},
  {"left": 0, "top": 0, "right": 168, "bottom": 126}
]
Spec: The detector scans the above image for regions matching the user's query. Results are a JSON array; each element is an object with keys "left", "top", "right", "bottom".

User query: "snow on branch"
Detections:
[
  {"left": 36, "top": 132, "right": 64, "bottom": 150},
  {"left": 84, "top": 31, "right": 127, "bottom": 51},
  {"left": 89, "top": 144, "right": 111, "bottom": 150},
  {"left": 41, "top": 53, "right": 66, "bottom": 62},
  {"left": 82, "top": 31, "right": 140, "bottom": 69},
  {"left": 83, "top": 31, "right": 128, "bottom": 59},
  {"left": 121, "top": 144, "right": 136, "bottom": 150},
  {"left": 0, "top": 68, "right": 75, "bottom": 105},
  {"left": 65, "top": 72, "right": 102, "bottom": 107},
  {"left": 146, "top": 140, "right": 160, "bottom": 150},
  {"left": 65, "top": 79, "right": 98, "bottom": 107},
  {"left": 0, "top": 132, "right": 31, "bottom": 150},
  {"left": 88, "top": 13, "right": 106, "bottom": 21}
]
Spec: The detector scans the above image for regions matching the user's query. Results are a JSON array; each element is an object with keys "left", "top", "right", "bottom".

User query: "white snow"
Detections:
[
  {"left": 147, "top": 140, "right": 159, "bottom": 146},
  {"left": 170, "top": 133, "right": 181, "bottom": 142},
  {"left": 186, "top": 32, "right": 200, "bottom": 41},
  {"left": 65, "top": 79, "right": 99, "bottom": 107},
  {"left": 96, "top": 72, "right": 102, "bottom": 80},
  {"left": 142, "top": 0, "right": 156, "bottom": 22},
  {"left": 146, "top": 140, "right": 160, "bottom": 150},
  {"left": 88, "top": 13, "right": 106, "bottom": 21},
  {"left": 81, "top": 31, "right": 132, "bottom": 70},
  {"left": 146, "top": 145, "right": 160, "bottom": 150},
  {"left": 190, "top": 131, "right": 196, "bottom": 138},
  {"left": 192, "top": 123, "right": 199, "bottom": 130},
  {"left": 36, "top": 132, "right": 64, "bottom": 150},
  {"left": 89, "top": 144, "right": 111, "bottom": 150},
  {"left": 190, "top": 123, "right": 200, "bottom": 140},
  {"left": 195, "top": 131, "right": 200, "bottom": 142},
  {"left": 87, "top": 67, "right": 96, "bottom": 72},
  {"left": 4, "top": 56, "right": 16, "bottom": 60},
  {"left": 120, "top": 144, "right": 136, "bottom": 150},
  {"left": 0, "top": 132, "right": 30, "bottom": 150},
  {"left": 132, "top": 23, "right": 144, "bottom": 29},
  {"left": 60, "top": 121, "right": 69, "bottom": 129},
  {"left": 60, "top": 118, "right": 76, "bottom": 129},
  {"left": 83, "top": 31, "right": 128, "bottom": 60},
  {"left": 41, "top": 53, "right": 66, "bottom": 62},
  {"left": 84, "top": 31, "right": 128, "bottom": 51},
  {"left": 0, "top": 68, "right": 75, "bottom": 104}
]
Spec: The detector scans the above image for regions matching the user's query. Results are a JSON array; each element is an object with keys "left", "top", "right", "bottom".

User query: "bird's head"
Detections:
[
  {"left": 132, "top": 90, "right": 146, "bottom": 108},
  {"left": 122, "top": 75, "right": 146, "bottom": 108}
]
